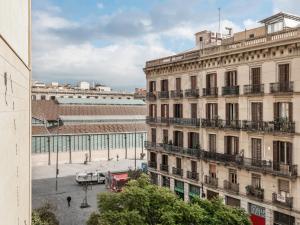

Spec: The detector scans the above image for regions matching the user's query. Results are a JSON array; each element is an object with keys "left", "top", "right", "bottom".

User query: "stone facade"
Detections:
[{"left": 145, "top": 13, "right": 300, "bottom": 225}]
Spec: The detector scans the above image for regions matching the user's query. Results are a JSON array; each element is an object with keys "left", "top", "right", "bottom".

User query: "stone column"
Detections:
[{"left": 184, "top": 182, "right": 189, "bottom": 202}]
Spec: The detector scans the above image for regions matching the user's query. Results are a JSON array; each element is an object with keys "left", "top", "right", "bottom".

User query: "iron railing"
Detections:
[
  {"left": 160, "top": 164, "right": 169, "bottom": 173},
  {"left": 242, "top": 120, "right": 295, "bottom": 133},
  {"left": 243, "top": 84, "right": 264, "bottom": 95},
  {"left": 222, "top": 86, "right": 239, "bottom": 96},
  {"left": 224, "top": 180, "right": 239, "bottom": 193},
  {"left": 201, "top": 119, "right": 241, "bottom": 129},
  {"left": 158, "top": 91, "right": 169, "bottom": 99},
  {"left": 270, "top": 82, "right": 294, "bottom": 93},
  {"left": 205, "top": 175, "right": 218, "bottom": 188},
  {"left": 272, "top": 193, "right": 293, "bottom": 208},
  {"left": 146, "top": 92, "right": 157, "bottom": 101},
  {"left": 203, "top": 87, "right": 218, "bottom": 97},
  {"left": 170, "top": 117, "right": 200, "bottom": 127},
  {"left": 146, "top": 117, "right": 170, "bottom": 125},
  {"left": 148, "top": 161, "right": 157, "bottom": 169},
  {"left": 187, "top": 171, "right": 199, "bottom": 181},
  {"left": 144, "top": 141, "right": 298, "bottom": 178},
  {"left": 185, "top": 89, "right": 199, "bottom": 98},
  {"left": 245, "top": 185, "right": 264, "bottom": 200},
  {"left": 172, "top": 167, "right": 183, "bottom": 176},
  {"left": 170, "top": 90, "right": 184, "bottom": 99}
]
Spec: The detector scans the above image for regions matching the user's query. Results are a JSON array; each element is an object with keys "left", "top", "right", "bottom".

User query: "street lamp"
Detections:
[
  {"left": 80, "top": 173, "right": 92, "bottom": 208},
  {"left": 55, "top": 118, "right": 60, "bottom": 192}
]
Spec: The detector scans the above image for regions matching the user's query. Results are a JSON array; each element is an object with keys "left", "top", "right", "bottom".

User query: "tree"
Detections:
[
  {"left": 87, "top": 174, "right": 251, "bottom": 225},
  {"left": 32, "top": 203, "right": 59, "bottom": 225}
]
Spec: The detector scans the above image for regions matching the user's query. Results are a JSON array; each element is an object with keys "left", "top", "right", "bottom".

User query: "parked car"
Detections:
[{"left": 75, "top": 171, "right": 106, "bottom": 184}]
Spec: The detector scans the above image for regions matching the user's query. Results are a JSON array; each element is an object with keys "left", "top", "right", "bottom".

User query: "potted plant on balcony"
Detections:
[{"left": 140, "top": 152, "right": 146, "bottom": 159}]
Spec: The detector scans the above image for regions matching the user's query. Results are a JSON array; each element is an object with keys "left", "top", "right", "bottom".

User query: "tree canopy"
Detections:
[
  {"left": 87, "top": 174, "right": 251, "bottom": 225},
  {"left": 32, "top": 203, "right": 59, "bottom": 225}
]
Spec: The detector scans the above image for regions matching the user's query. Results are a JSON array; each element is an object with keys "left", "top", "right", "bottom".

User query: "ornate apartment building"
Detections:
[{"left": 144, "top": 12, "right": 300, "bottom": 225}]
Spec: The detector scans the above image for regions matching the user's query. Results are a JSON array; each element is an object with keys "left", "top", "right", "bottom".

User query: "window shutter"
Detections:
[
  {"left": 278, "top": 179, "right": 289, "bottom": 193},
  {"left": 287, "top": 142, "right": 293, "bottom": 165},
  {"left": 224, "top": 136, "right": 228, "bottom": 154},
  {"left": 274, "top": 102, "right": 278, "bottom": 120},
  {"left": 235, "top": 104, "right": 239, "bottom": 120},
  {"left": 234, "top": 137, "right": 239, "bottom": 154},
  {"left": 289, "top": 102, "right": 293, "bottom": 121},
  {"left": 226, "top": 104, "right": 229, "bottom": 121},
  {"left": 273, "top": 141, "right": 278, "bottom": 170}
]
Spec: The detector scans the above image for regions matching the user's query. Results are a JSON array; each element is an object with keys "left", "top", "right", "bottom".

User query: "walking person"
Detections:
[{"left": 67, "top": 196, "right": 72, "bottom": 207}]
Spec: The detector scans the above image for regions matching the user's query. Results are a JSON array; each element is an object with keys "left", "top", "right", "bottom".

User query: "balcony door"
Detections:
[
  {"left": 151, "top": 128, "right": 156, "bottom": 143},
  {"left": 191, "top": 103, "right": 197, "bottom": 119},
  {"left": 206, "top": 103, "right": 218, "bottom": 120},
  {"left": 206, "top": 73, "right": 217, "bottom": 88},
  {"left": 149, "top": 104, "right": 157, "bottom": 118},
  {"left": 191, "top": 161, "right": 197, "bottom": 172},
  {"left": 188, "top": 132, "right": 199, "bottom": 149},
  {"left": 161, "top": 79, "right": 169, "bottom": 92},
  {"left": 149, "top": 81, "right": 156, "bottom": 92},
  {"left": 273, "top": 141, "right": 292, "bottom": 171},
  {"left": 226, "top": 103, "right": 239, "bottom": 121},
  {"left": 176, "top": 157, "right": 182, "bottom": 169},
  {"left": 251, "top": 138, "right": 262, "bottom": 164},
  {"left": 209, "top": 164, "right": 216, "bottom": 178},
  {"left": 251, "top": 102, "right": 263, "bottom": 122},
  {"left": 225, "top": 136, "right": 239, "bottom": 155},
  {"left": 278, "top": 64, "right": 290, "bottom": 85},
  {"left": 163, "top": 129, "right": 168, "bottom": 144},
  {"left": 274, "top": 102, "right": 292, "bottom": 121},
  {"left": 162, "top": 154, "right": 168, "bottom": 166},
  {"left": 173, "top": 104, "right": 183, "bottom": 118},
  {"left": 161, "top": 104, "right": 169, "bottom": 118},
  {"left": 191, "top": 76, "right": 197, "bottom": 89},
  {"left": 208, "top": 134, "right": 216, "bottom": 153},
  {"left": 225, "top": 71, "right": 237, "bottom": 87},
  {"left": 229, "top": 169, "right": 237, "bottom": 184},
  {"left": 174, "top": 131, "right": 183, "bottom": 147},
  {"left": 175, "top": 78, "right": 181, "bottom": 91},
  {"left": 251, "top": 68, "right": 261, "bottom": 85},
  {"left": 150, "top": 152, "right": 156, "bottom": 163}
]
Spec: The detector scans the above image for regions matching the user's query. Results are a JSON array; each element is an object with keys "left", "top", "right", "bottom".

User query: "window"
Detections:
[
  {"left": 32, "top": 95, "right": 36, "bottom": 100},
  {"left": 278, "top": 64, "right": 290, "bottom": 84},
  {"left": 150, "top": 152, "right": 156, "bottom": 162},
  {"left": 273, "top": 141, "right": 292, "bottom": 165},
  {"left": 229, "top": 169, "right": 237, "bottom": 184},
  {"left": 209, "top": 164, "right": 216, "bottom": 178},
  {"left": 208, "top": 134, "right": 216, "bottom": 153},
  {"left": 249, "top": 34, "right": 255, "bottom": 39},
  {"left": 162, "top": 155, "right": 168, "bottom": 165},
  {"left": 206, "top": 73, "right": 217, "bottom": 88},
  {"left": 161, "top": 80, "right": 168, "bottom": 92},
  {"left": 267, "top": 21, "right": 283, "bottom": 34},
  {"left": 188, "top": 132, "right": 199, "bottom": 148},
  {"left": 191, "top": 161, "right": 197, "bottom": 172},
  {"left": 161, "top": 104, "right": 169, "bottom": 118},
  {"left": 149, "top": 81, "right": 156, "bottom": 92},
  {"left": 41, "top": 95, "right": 46, "bottom": 100},
  {"left": 251, "top": 67, "right": 261, "bottom": 85},
  {"left": 226, "top": 103, "right": 239, "bottom": 121},
  {"left": 191, "top": 103, "right": 197, "bottom": 119},
  {"left": 151, "top": 128, "right": 156, "bottom": 143},
  {"left": 50, "top": 96, "right": 55, "bottom": 100},
  {"left": 251, "top": 174, "right": 261, "bottom": 188},
  {"left": 173, "top": 104, "right": 183, "bottom": 118},
  {"left": 190, "top": 76, "right": 197, "bottom": 89},
  {"left": 206, "top": 103, "right": 218, "bottom": 120},
  {"left": 274, "top": 102, "right": 292, "bottom": 121},
  {"left": 225, "top": 136, "right": 239, "bottom": 155},
  {"left": 251, "top": 102, "right": 263, "bottom": 121},
  {"left": 175, "top": 78, "right": 181, "bottom": 91},
  {"left": 225, "top": 71, "right": 237, "bottom": 87},
  {"left": 251, "top": 138, "right": 262, "bottom": 161},
  {"left": 149, "top": 104, "right": 157, "bottom": 117},
  {"left": 278, "top": 179, "right": 289, "bottom": 194},
  {"left": 176, "top": 157, "right": 182, "bottom": 169}
]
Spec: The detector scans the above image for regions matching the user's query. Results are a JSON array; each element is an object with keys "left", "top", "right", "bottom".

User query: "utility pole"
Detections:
[
  {"left": 134, "top": 128, "right": 137, "bottom": 170},
  {"left": 141, "top": 133, "right": 144, "bottom": 155},
  {"left": 69, "top": 135, "right": 72, "bottom": 164},
  {"left": 55, "top": 119, "right": 59, "bottom": 192},
  {"left": 107, "top": 134, "right": 110, "bottom": 161},
  {"left": 88, "top": 135, "right": 91, "bottom": 162},
  {"left": 124, "top": 133, "right": 127, "bottom": 159},
  {"left": 47, "top": 136, "right": 51, "bottom": 165}
]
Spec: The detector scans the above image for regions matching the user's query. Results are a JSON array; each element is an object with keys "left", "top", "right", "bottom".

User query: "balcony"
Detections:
[
  {"left": 185, "top": 89, "right": 199, "bottom": 98},
  {"left": 170, "top": 90, "right": 183, "bottom": 99},
  {"left": 272, "top": 193, "right": 293, "bottom": 208},
  {"left": 162, "top": 177, "right": 170, "bottom": 187},
  {"left": 203, "top": 87, "right": 218, "bottom": 97},
  {"left": 145, "top": 142, "right": 298, "bottom": 178},
  {"left": 245, "top": 185, "right": 264, "bottom": 200},
  {"left": 146, "top": 92, "right": 157, "bottom": 101},
  {"left": 170, "top": 117, "right": 200, "bottom": 127},
  {"left": 270, "top": 82, "right": 294, "bottom": 93},
  {"left": 204, "top": 175, "right": 218, "bottom": 188},
  {"left": 187, "top": 171, "right": 199, "bottom": 181},
  {"left": 160, "top": 164, "right": 169, "bottom": 173},
  {"left": 146, "top": 117, "right": 170, "bottom": 125},
  {"left": 158, "top": 91, "right": 169, "bottom": 99},
  {"left": 146, "top": 116, "right": 158, "bottom": 124},
  {"left": 243, "top": 84, "right": 264, "bottom": 95},
  {"left": 224, "top": 180, "right": 239, "bottom": 193},
  {"left": 201, "top": 119, "right": 241, "bottom": 130},
  {"left": 172, "top": 167, "right": 183, "bottom": 177},
  {"left": 222, "top": 86, "right": 239, "bottom": 96},
  {"left": 148, "top": 161, "right": 157, "bottom": 169},
  {"left": 224, "top": 120, "right": 241, "bottom": 129},
  {"left": 242, "top": 120, "right": 295, "bottom": 133}
]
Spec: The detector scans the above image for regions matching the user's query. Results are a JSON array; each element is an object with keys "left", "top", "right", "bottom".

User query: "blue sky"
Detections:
[{"left": 32, "top": 0, "right": 300, "bottom": 91}]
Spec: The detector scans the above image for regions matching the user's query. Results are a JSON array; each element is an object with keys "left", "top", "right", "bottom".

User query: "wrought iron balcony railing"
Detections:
[
  {"left": 172, "top": 167, "right": 183, "bottom": 177},
  {"left": 148, "top": 161, "right": 157, "bottom": 169},
  {"left": 270, "top": 82, "right": 294, "bottom": 93},
  {"left": 245, "top": 185, "right": 264, "bottom": 200},
  {"left": 242, "top": 120, "right": 295, "bottom": 133},
  {"left": 204, "top": 175, "right": 218, "bottom": 188},
  {"left": 146, "top": 117, "right": 170, "bottom": 125},
  {"left": 185, "top": 89, "right": 199, "bottom": 98},
  {"left": 243, "top": 84, "right": 264, "bottom": 95},
  {"left": 222, "top": 86, "right": 239, "bottom": 96},
  {"left": 146, "top": 92, "right": 157, "bottom": 101},
  {"left": 203, "top": 87, "right": 218, "bottom": 97},
  {"left": 224, "top": 180, "right": 239, "bottom": 193},
  {"left": 170, "top": 117, "right": 200, "bottom": 127},
  {"left": 187, "top": 171, "right": 199, "bottom": 181},
  {"left": 158, "top": 91, "right": 169, "bottom": 99},
  {"left": 170, "top": 90, "right": 184, "bottom": 99},
  {"left": 160, "top": 164, "right": 169, "bottom": 173},
  {"left": 272, "top": 193, "right": 293, "bottom": 208},
  {"left": 201, "top": 119, "right": 241, "bottom": 130}
]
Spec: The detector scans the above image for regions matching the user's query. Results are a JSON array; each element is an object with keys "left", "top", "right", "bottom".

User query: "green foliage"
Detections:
[
  {"left": 87, "top": 174, "right": 251, "bottom": 225},
  {"left": 32, "top": 203, "right": 59, "bottom": 225}
]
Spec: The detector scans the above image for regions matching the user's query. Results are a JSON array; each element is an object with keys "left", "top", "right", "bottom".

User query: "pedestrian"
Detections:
[
  {"left": 67, "top": 196, "right": 71, "bottom": 207},
  {"left": 116, "top": 154, "right": 119, "bottom": 161}
]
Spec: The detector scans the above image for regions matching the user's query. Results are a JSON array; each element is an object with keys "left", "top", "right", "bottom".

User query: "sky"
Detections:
[{"left": 32, "top": 0, "right": 300, "bottom": 91}]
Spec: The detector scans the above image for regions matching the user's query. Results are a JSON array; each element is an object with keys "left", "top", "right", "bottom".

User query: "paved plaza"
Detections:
[{"left": 32, "top": 159, "right": 146, "bottom": 225}]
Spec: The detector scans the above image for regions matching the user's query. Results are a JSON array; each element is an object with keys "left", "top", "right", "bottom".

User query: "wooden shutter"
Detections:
[
  {"left": 274, "top": 102, "right": 279, "bottom": 120},
  {"left": 278, "top": 179, "right": 289, "bottom": 193},
  {"left": 226, "top": 104, "right": 230, "bottom": 121},
  {"left": 287, "top": 142, "right": 292, "bottom": 165},
  {"left": 191, "top": 76, "right": 197, "bottom": 89},
  {"left": 252, "top": 103, "right": 257, "bottom": 121},
  {"left": 273, "top": 141, "right": 278, "bottom": 170},
  {"left": 234, "top": 137, "right": 239, "bottom": 154},
  {"left": 176, "top": 78, "right": 181, "bottom": 91},
  {"left": 191, "top": 161, "right": 197, "bottom": 172},
  {"left": 252, "top": 68, "right": 261, "bottom": 85},
  {"left": 224, "top": 136, "right": 228, "bottom": 154},
  {"left": 206, "top": 74, "right": 210, "bottom": 88},
  {"left": 235, "top": 103, "right": 239, "bottom": 120},
  {"left": 288, "top": 102, "right": 293, "bottom": 121}
]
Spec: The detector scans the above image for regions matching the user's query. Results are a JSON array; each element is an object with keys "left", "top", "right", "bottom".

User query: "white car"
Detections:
[{"left": 75, "top": 171, "right": 106, "bottom": 184}]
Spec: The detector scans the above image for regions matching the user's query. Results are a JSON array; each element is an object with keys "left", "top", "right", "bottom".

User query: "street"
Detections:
[{"left": 32, "top": 159, "right": 145, "bottom": 225}]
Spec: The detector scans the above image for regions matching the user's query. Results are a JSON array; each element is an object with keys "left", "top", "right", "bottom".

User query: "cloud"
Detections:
[{"left": 97, "top": 3, "right": 104, "bottom": 9}]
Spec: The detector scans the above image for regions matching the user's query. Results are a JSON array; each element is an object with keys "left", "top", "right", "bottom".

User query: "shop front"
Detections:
[
  {"left": 248, "top": 203, "right": 266, "bottom": 225},
  {"left": 174, "top": 180, "right": 184, "bottom": 200}
]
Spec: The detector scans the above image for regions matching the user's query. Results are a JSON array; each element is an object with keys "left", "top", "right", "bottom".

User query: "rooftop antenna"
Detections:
[{"left": 218, "top": 7, "right": 221, "bottom": 34}]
